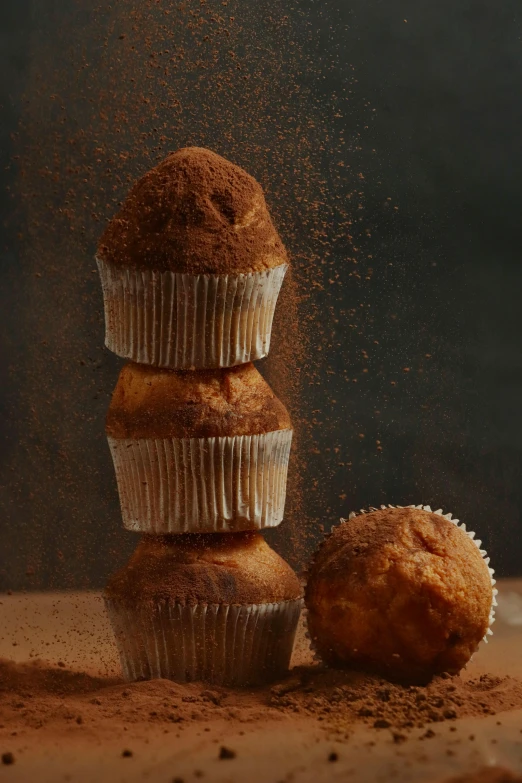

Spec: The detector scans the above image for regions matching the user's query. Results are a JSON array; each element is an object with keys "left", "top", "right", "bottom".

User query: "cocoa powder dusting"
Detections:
[{"left": 98, "top": 147, "right": 288, "bottom": 274}]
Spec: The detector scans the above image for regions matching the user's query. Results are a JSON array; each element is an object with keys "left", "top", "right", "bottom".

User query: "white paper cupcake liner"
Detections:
[
  {"left": 305, "top": 504, "right": 497, "bottom": 663},
  {"left": 96, "top": 257, "right": 288, "bottom": 369},
  {"left": 105, "top": 598, "right": 304, "bottom": 686},
  {"left": 108, "top": 429, "right": 292, "bottom": 533}
]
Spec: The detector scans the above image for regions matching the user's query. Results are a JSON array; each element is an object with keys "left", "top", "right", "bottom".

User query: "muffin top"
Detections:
[
  {"left": 97, "top": 147, "right": 288, "bottom": 275},
  {"left": 104, "top": 532, "right": 303, "bottom": 605},
  {"left": 305, "top": 507, "right": 493, "bottom": 682},
  {"left": 106, "top": 361, "right": 292, "bottom": 439}
]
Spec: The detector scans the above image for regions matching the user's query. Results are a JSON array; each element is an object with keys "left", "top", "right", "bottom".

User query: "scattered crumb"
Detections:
[{"left": 219, "top": 746, "right": 237, "bottom": 760}]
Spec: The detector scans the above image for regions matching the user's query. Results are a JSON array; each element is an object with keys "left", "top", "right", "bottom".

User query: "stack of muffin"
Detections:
[{"left": 97, "top": 148, "right": 303, "bottom": 687}]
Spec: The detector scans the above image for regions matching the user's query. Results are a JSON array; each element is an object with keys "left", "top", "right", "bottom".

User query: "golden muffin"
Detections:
[
  {"left": 106, "top": 363, "right": 293, "bottom": 534},
  {"left": 106, "top": 361, "right": 291, "bottom": 439},
  {"left": 305, "top": 506, "right": 494, "bottom": 683},
  {"left": 105, "top": 533, "right": 303, "bottom": 686}
]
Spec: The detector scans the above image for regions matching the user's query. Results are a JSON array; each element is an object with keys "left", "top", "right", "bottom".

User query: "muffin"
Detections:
[
  {"left": 97, "top": 147, "right": 288, "bottom": 369},
  {"left": 104, "top": 532, "right": 304, "bottom": 686},
  {"left": 106, "top": 361, "right": 293, "bottom": 533},
  {"left": 305, "top": 505, "right": 496, "bottom": 683}
]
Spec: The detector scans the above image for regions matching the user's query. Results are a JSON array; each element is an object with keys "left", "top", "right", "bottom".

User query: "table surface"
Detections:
[{"left": 1, "top": 581, "right": 522, "bottom": 783}]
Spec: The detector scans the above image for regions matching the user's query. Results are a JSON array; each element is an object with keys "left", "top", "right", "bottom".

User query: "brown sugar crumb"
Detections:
[
  {"left": 121, "top": 749, "right": 133, "bottom": 758},
  {"left": 98, "top": 147, "right": 288, "bottom": 275},
  {"left": 305, "top": 507, "right": 493, "bottom": 682},
  {"left": 1, "top": 752, "right": 14, "bottom": 766},
  {"left": 218, "top": 746, "right": 236, "bottom": 760}
]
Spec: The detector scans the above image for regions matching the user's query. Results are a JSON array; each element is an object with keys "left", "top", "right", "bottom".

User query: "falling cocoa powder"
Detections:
[{"left": 7, "top": 0, "right": 368, "bottom": 589}]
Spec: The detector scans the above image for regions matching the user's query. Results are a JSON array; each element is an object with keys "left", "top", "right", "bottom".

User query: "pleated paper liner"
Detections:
[
  {"left": 108, "top": 430, "right": 293, "bottom": 533},
  {"left": 97, "top": 257, "right": 287, "bottom": 369},
  {"left": 105, "top": 598, "right": 304, "bottom": 687},
  {"left": 305, "top": 504, "right": 497, "bottom": 663}
]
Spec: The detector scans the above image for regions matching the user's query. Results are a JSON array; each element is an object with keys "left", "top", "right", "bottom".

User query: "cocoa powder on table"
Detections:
[
  {"left": 267, "top": 666, "right": 522, "bottom": 736},
  {"left": 1, "top": 657, "right": 522, "bottom": 741},
  {"left": 443, "top": 768, "right": 522, "bottom": 783}
]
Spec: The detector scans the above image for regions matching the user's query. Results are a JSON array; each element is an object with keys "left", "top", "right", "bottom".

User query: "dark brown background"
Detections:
[{"left": 1, "top": 0, "right": 521, "bottom": 589}]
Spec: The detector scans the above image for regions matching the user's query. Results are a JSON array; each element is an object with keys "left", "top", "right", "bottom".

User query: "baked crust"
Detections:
[
  {"left": 104, "top": 532, "right": 303, "bottom": 605},
  {"left": 106, "top": 362, "right": 292, "bottom": 439},
  {"left": 305, "top": 507, "right": 493, "bottom": 682},
  {"left": 97, "top": 147, "right": 288, "bottom": 275}
]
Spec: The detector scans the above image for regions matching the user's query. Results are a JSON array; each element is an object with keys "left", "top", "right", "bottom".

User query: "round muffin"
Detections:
[
  {"left": 96, "top": 147, "right": 288, "bottom": 369},
  {"left": 106, "top": 363, "right": 293, "bottom": 534},
  {"left": 98, "top": 147, "right": 287, "bottom": 275},
  {"left": 305, "top": 507, "right": 494, "bottom": 683},
  {"left": 104, "top": 533, "right": 304, "bottom": 686}
]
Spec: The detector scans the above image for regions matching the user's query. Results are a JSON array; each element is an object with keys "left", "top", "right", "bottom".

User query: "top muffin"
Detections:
[{"left": 97, "top": 147, "right": 288, "bottom": 275}]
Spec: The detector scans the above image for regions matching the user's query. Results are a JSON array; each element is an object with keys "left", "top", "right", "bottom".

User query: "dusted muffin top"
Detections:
[
  {"left": 306, "top": 507, "right": 493, "bottom": 682},
  {"left": 104, "top": 532, "right": 303, "bottom": 606},
  {"left": 106, "top": 361, "right": 291, "bottom": 439},
  {"left": 97, "top": 147, "right": 288, "bottom": 275}
]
